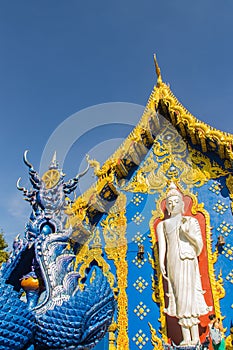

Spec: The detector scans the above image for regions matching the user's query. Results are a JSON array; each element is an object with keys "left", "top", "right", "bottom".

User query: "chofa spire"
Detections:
[{"left": 153, "top": 53, "right": 163, "bottom": 86}]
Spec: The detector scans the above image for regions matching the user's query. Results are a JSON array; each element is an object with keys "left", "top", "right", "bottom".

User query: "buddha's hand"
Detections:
[{"left": 180, "top": 217, "right": 190, "bottom": 235}]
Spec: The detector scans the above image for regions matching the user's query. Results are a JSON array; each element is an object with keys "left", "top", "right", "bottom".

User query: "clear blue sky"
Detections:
[{"left": 1, "top": 0, "right": 233, "bottom": 249}]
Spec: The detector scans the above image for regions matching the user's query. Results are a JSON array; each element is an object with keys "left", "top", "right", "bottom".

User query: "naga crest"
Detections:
[
  {"left": 16, "top": 150, "right": 90, "bottom": 241},
  {"left": 0, "top": 151, "right": 116, "bottom": 350}
]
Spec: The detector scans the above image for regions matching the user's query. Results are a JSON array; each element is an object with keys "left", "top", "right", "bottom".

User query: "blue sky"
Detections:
[{"left": 1, "top": 0, "right": 233, "bottom": 250}]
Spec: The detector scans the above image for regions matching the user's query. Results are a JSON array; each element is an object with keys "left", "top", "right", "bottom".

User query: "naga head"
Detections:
[
  {"left": 17, "top": 151, "right": 90, "bottom": 239},
  {"left": 0, "top": 152, "right": 115, "bottom": 350}
]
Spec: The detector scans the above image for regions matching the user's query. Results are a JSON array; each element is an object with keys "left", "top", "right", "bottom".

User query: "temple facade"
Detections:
[
  {"left": 68, "top": 56, "right": 233, "bottom": 349},
  {"left": 1, "top": 57, "right": 232, "bottom": 350}
]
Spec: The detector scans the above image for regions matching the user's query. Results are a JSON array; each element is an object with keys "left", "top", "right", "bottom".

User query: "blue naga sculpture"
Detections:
[{"left": 0, "top": 151, "right": 116, "bottom": 350}]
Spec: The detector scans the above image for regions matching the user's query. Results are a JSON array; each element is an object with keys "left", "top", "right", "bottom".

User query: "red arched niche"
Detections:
[{"left": 153, "top": 195, "right": 214, "bottom": 346}]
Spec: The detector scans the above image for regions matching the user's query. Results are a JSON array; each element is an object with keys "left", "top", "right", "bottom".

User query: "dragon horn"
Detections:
[
  {"left": 16, "top": 177, "right": 27, "bottom": 193},
  {"left": 23, "top": 150, "right": 41, "bottom": 189},
  {"left": 63, "top": 155, "right": 90, "bottom": 194},
  {"left": 23, "top": 150, "right": 34, "bottom": 169},
  {"left": 75, "top": 154, "right": 90, "bottom": 180}
]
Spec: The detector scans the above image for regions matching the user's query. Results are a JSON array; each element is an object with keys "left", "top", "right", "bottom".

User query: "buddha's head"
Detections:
[{"left": 165, "top": 183, "right": 184, "bottom": 216}]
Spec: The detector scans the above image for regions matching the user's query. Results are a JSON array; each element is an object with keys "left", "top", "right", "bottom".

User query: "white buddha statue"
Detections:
[{"left": 156, "top": 183, "right": 211, "bottom": 346}]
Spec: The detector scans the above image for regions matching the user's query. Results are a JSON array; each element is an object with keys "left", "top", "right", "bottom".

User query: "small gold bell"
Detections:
[
  {"left": 137, "top": 244, "right": 145, "bottom": 260},
  {"left": 217, "top": 234, "right": 225, "bottom": 247}
]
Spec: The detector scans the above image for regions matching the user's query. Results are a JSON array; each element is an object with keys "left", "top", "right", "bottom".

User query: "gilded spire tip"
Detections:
[{"left": 153, "top": 53, "right": 162, "bottom": 86}]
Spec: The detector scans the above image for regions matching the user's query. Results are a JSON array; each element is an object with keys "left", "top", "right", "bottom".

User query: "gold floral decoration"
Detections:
[
  {"left": 101, "top": 193, "right": 129, "bottom": 350},
  {"left": 216, "top": 270, "right": 226, "bottom": 300},
  {"left": 124, "top": 123, "right": 229, "bottom": 196},
  {"left": 226, "top": 174, "right": 233, "bottom": 213},
  {"left": 74, "top": 228, "right": 115, "bottom": 291},
  {"left": 148, "top": 322, "right": 163, "bottom": 350}
]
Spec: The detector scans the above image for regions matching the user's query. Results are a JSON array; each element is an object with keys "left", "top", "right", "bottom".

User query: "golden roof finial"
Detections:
[{"left": 153, "top": 53, "right": 162, "bottom": 86}]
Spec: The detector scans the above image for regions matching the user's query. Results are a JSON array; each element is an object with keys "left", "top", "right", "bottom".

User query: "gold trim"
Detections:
[
  {"left": 226, "top": 174, "right": 233, "bottom": 213},
  {"left": 148, "top": 81, "right": 233, "bottom": 162},
  {"left": 216, "top": 270, "right": 226, "bottom": 301},
  {"left": 148, "top": 322, "right": 163, "bottom": 350},
  {"left": 108, "top": 322, "right": 117, "bottom": 350},
  {"left": 76, "top": 228, "right": 115, "bottom": 289},
  {"left": 124, "top": 124, "right": 229, "bottom": 195},
  {"left": 101, "top": 194, "right": 129, "bottom": 350}
]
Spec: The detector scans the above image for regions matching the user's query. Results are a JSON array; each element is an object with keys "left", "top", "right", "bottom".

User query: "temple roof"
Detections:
[
  {"left": 90, "top": 55, "right": 233, "bottom": 177},
  {"left": 68, "top": 56, "right": 233, "bottom": 229},
  {"left": 149, "top": 55, "right": 233, "bottom": 163}
]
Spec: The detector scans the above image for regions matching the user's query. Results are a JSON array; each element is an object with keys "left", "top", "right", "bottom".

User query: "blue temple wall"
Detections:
[
  {"left": 115, "top": 144, "right": 232, "bottom": 348},
  {"left": 195, "top": 179, "right": 233, "bottom": 332},
  {"left": 125, "top": 190, "right": 159, "bottom": 349},
  {"left": 93, "top": 126, "right": 233, "bottom": 349}
]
